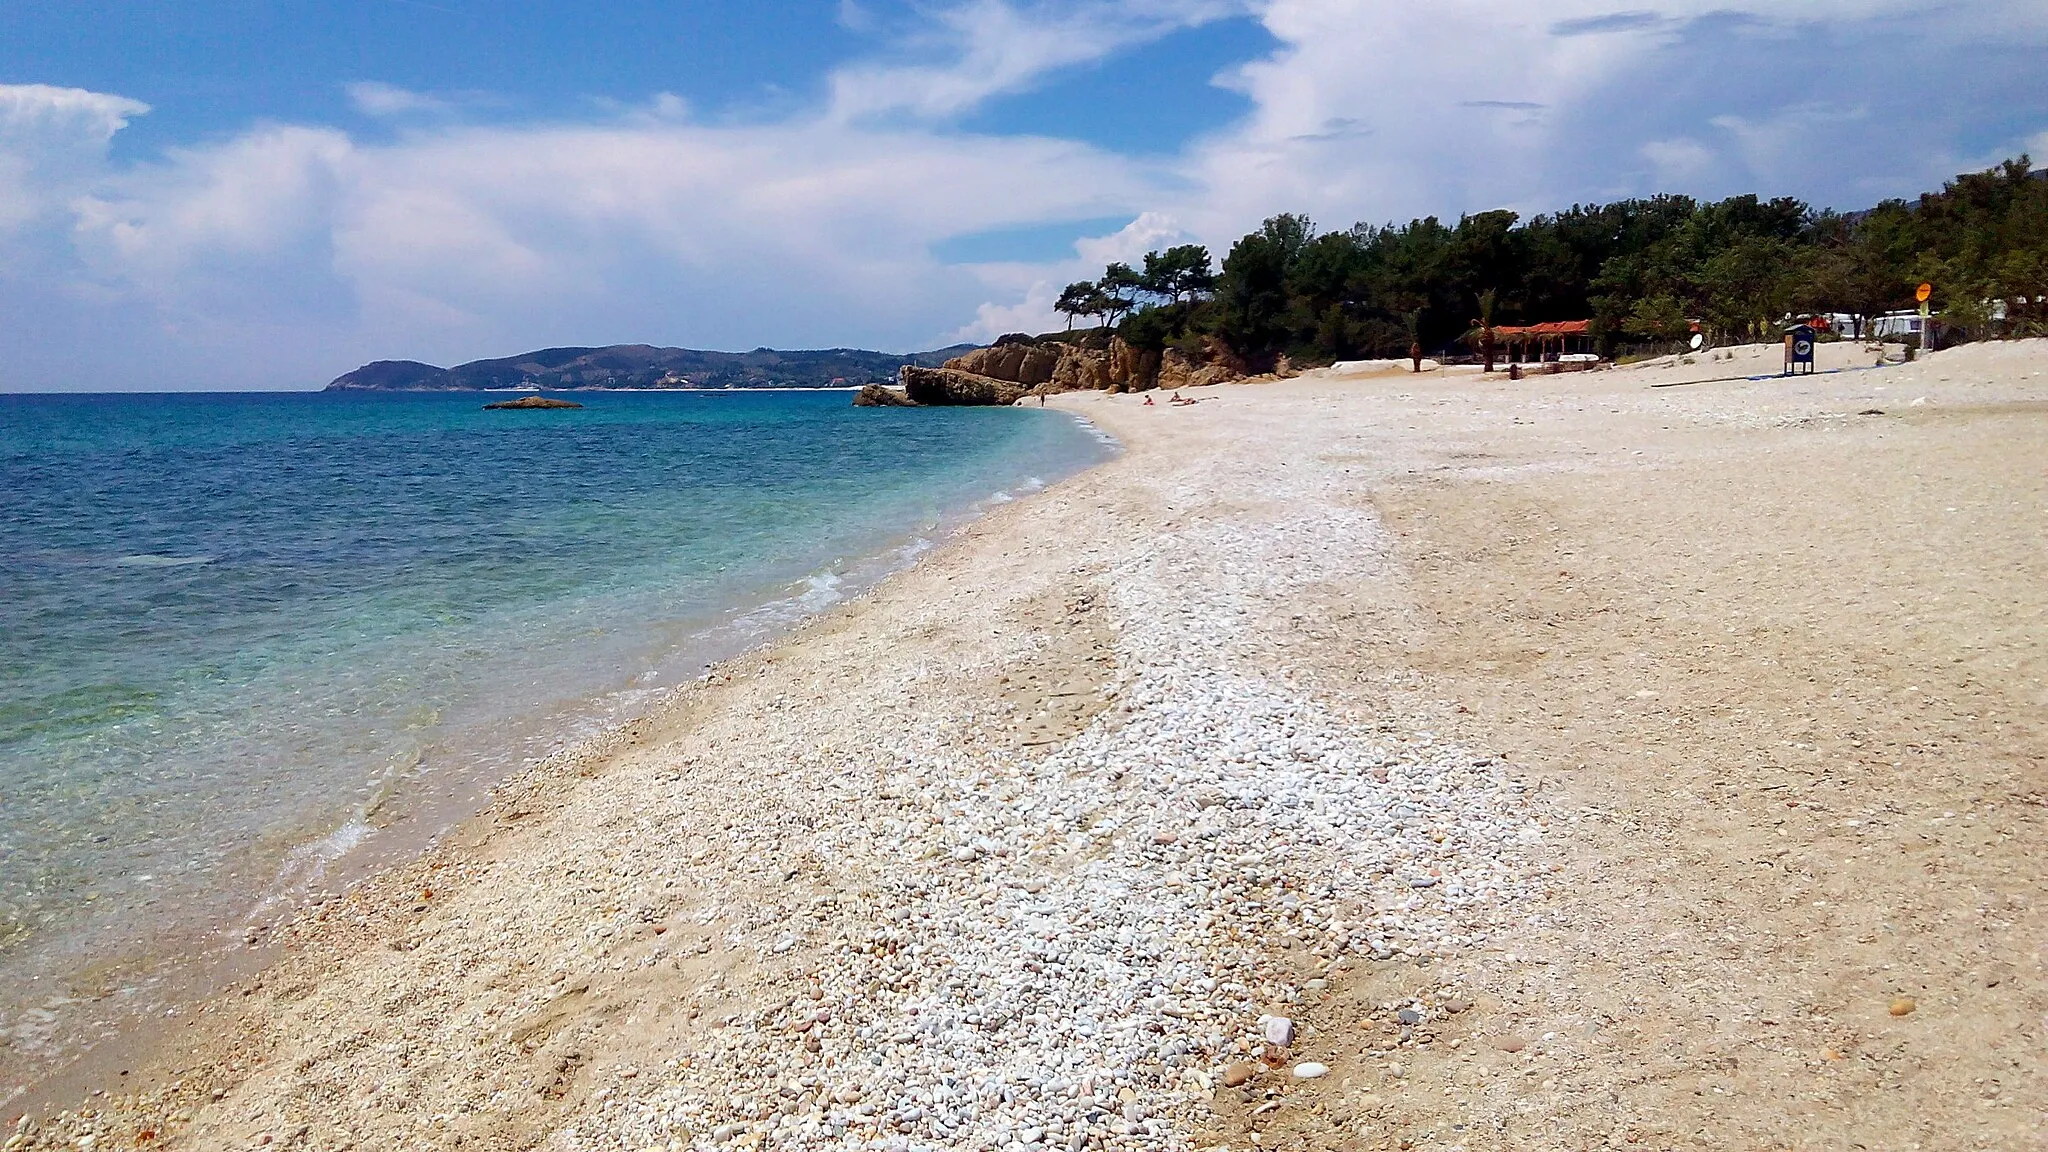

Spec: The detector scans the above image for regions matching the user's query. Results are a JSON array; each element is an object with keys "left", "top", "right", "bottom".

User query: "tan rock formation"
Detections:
[
  {"left": 946, "top": 340, "right": 1116, "bottom": 394},
  {"left": 1050, "top": 346, "right": 1112, "bottom": 392},
  {"left": 1106, "top": 338, "right": 1159, "bottom": 393},
  {"left": 946, "top": 342, "right": 1064, "bottom": 387},
  {"left": 899, "top": 366, "right": 1030, "bottom": 406},
  {"left": 925, "top": 332, "right": 1248, "bottom": 400}
]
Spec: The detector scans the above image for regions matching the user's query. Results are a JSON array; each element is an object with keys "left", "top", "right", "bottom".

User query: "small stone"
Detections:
[
  {"left": 1152, "top": 832, "right": 1178, "bottom": 845},
  {"left": 1303, "top": 979, "right": 1328, "bottom": 992},
  {"left": 1262, "top": 1016, "right": 1295, "bottom": 1047},
  {"left": 1291, "top": 1063, "right": 1329, "bottom": 1080},
  {"left": 1222, "top": 1063, "right": 1258, "bottom": 1088},
  {"left": 1395, "top": 1008, "right": 1422, "bottom": 1026},
  {"left": 1490, "top": 1035, "right": 1527, "bottom": 1053},
  {"left": 1889, "top": 998, "right": 1917, "bottom": 1017},
  {"left": 1442, "top": 998, "right": 1471, "bottom": 1014}
]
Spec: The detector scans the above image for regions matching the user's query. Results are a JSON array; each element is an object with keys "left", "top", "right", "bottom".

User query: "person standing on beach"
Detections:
[{"left": 1410, "top": 341, "right": 1423, "bottom": 373}]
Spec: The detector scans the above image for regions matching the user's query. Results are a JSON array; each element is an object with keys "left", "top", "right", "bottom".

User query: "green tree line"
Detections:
[{"left": 1053, "top": 156, "right": 2048, "bottom": 365}]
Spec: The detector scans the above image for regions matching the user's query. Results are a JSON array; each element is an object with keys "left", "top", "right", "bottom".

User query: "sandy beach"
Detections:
[{"left": 12, "top": 339, "right": 2046, "bottom": 1152}]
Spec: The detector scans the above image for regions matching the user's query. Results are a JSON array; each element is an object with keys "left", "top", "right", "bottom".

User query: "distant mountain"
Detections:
[{"left": 324, "top": 344, "right": 980, "bottom": 391}]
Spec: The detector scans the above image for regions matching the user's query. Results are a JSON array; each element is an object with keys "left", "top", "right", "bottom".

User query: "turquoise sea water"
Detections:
[{"left": 0, "top": 389, "right": 1111, "bottom": 1074}]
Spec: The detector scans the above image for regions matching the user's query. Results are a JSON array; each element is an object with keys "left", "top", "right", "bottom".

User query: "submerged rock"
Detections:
[{"left": 482, "top": 395, "right": 583, "bottom": 410}]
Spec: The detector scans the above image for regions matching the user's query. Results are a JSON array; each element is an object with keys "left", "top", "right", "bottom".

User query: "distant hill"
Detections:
[{"left": 324, "top": 344, "right": 981, "bottom": 391}]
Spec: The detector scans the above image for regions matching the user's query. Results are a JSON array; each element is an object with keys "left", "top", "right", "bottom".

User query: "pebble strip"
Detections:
[{"left": 570, "top": 464, "right": 1548, "bottom": 1151}]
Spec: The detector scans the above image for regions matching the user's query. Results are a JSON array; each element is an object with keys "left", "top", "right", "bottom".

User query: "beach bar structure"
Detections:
[{"left": 1494, "top": 320, "right": 1594, "bottom": 363}]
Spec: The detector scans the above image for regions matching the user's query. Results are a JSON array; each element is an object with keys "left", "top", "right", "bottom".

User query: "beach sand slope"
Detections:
[{"left": 14, "top": 340, "right": 2046, "bottom": 1152}]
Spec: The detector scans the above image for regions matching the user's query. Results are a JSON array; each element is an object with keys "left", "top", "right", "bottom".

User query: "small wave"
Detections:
[
  {"left": 796, "top": 570, "right": 845, "bottom": 611},
  {"left": 724, "top": 567, "right": 849, "bottom": 637},
  {"left": 983, "top": 475, "right": 1047, "bottom": 507},
  {"left": 1066, "top": 413, "right": 1123, "bottom": 450},
  {"left": 112, "top": 554, "right": 215, "bottom": 568},
  {"left": 284, "top": 819, "right": 370, "bottom": 881},
  {"left": 254, "top": 818, "right": 372, "bottom": 920}
]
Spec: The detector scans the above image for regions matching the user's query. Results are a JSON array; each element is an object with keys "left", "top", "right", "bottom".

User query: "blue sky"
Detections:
[
  {"left": 1, "top": 0, "right": 2044, "bottom": 389},
  {"left": 0, "top": 2, "right": 1270, "bottom": 162}
]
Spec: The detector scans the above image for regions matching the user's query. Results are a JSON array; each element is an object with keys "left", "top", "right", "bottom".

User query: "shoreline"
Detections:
[
  {"left": 13, "top": 341, "right": 2046, "bottom": 1150},
  {"left": 1, "top": 406, "right": 1114, "bottom": 1119}
]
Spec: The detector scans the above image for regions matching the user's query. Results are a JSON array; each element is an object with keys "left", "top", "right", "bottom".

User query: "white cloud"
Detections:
[
  {"left": 2, "top": 80, "right": 1160, "bottom": 385},
  {"left": 0, "top": 84, "right": 150, "bottom": 235},
  {"left": 0, "top": 83, "right": 149, "bottom": 149},
  {"left": 346, "top": 82, "right": 451, "bottom": 118},
  {"left": 946, "top": 212, "right": 1194, "bottom": 340},
  {"left": 1075, "top": 211, "right": 1188, "bottom": 268},
  {"left": 1639, "top": 137, "right": 1718, "bottom": 190},
  {"left": 828, "top": 0, "right": 1246, "bottom": 121},
  {"left": 953, "top": 279, "right": 1066, "bottom": 340}
]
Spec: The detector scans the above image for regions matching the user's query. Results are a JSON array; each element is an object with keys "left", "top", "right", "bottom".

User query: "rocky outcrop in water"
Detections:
[
  {"left": 483, "top": 396, "right": 584, "bottom": 410},
  {"left": 900, "top": 367, "right": 1031, "bottom": 406},
  {"left": 852, "top": 384, "right": 919, "bottom": 407}
]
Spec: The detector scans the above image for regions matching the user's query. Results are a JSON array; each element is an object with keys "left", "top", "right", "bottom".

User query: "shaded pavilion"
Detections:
[{"left": 1491, "top": 320, "right": 1594, "bottom": 363}]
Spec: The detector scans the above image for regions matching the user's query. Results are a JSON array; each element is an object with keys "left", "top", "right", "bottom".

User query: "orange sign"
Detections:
[{"left": 1916, "top": 282, "right": 1933, "bottom": 303}]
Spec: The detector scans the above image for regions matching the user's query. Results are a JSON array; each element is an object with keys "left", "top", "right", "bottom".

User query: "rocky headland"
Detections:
[{"left": 862, "top": 331, "right": 1287, "bottom": 406}]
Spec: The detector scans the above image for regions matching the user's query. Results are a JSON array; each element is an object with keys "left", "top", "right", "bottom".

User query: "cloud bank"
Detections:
[{"left": 2, "top": 0, "right": 2045, "bottom": 389}]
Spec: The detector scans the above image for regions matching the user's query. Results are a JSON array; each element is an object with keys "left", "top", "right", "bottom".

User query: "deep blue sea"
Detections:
[{"left": 0, "top": 388, "right": 1111, "bottom": 1075}]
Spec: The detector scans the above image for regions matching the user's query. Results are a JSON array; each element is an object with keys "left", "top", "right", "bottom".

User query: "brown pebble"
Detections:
[
  {"left": 1889, "top": 998, "right": 1917, "bottom": 1017},
  {"left": 1222, "top": 1062, "right": 1258, "bottom": 1087},
  {"left": 1490, "top": 1035, "right": 1527, "bottom": 1053},
  {"left": 1442, "top": 998, "right": 1471, "bottom": 1014}
]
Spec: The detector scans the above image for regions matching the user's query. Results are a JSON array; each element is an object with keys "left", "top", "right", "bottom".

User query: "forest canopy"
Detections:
[{"left": 1052, "top": 157, "right": 2048, "bottom": 366}]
